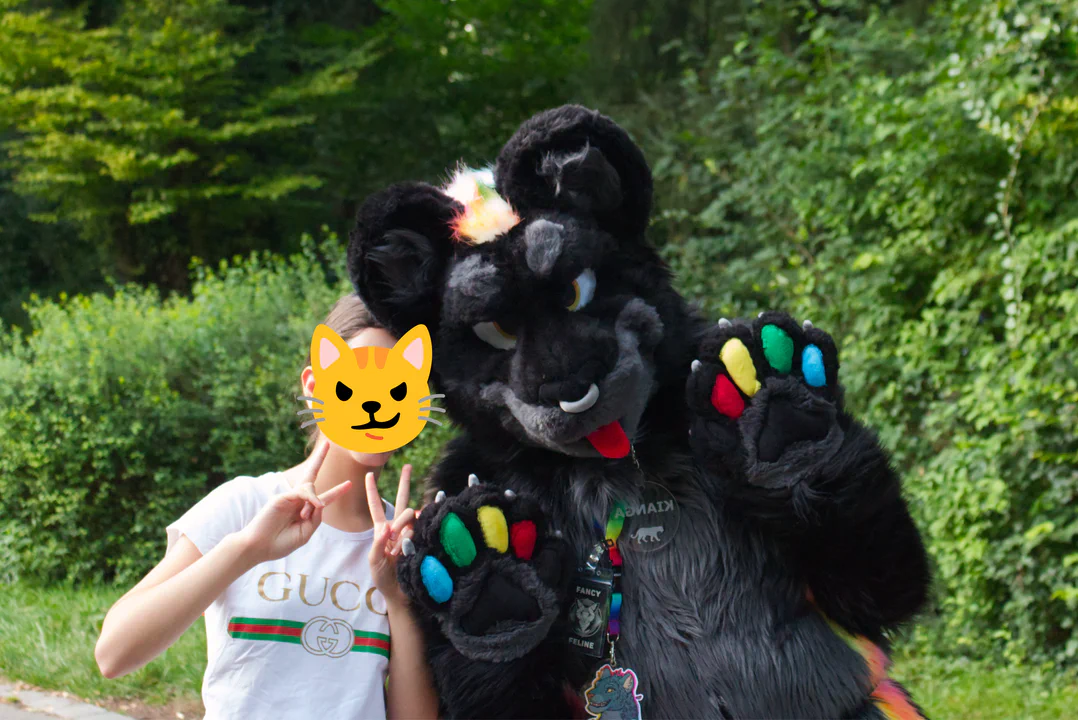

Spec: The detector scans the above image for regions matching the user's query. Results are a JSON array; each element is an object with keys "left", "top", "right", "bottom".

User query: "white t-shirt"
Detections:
[{"left": 166, "top": 471, "right": 395, "bottom": 720}]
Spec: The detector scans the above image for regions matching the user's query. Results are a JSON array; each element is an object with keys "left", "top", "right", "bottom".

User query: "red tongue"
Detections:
[{"left": 586, "top": 421, "right": 630, "bottom": 459}]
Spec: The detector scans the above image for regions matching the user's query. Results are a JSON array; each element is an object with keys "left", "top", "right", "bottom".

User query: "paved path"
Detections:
[{"left": 0, "top": 684, "right": 129, "bottom": 719}]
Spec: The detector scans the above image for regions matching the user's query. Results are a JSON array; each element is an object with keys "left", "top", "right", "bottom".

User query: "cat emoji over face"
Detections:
[{"left": 301, "top": 323, "right": 442, "bottom": 453}]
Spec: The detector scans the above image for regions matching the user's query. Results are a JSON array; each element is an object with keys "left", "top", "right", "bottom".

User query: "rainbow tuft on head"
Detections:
[{"left": 442, "top": 166, "right": 520, "bottom": 245}]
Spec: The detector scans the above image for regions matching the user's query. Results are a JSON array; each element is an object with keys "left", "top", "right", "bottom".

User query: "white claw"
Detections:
[
  {"left": 718, "top": 318, "right": 732, "bottom": 328},
  {"left": 691, "top": 359, "right": 702, "bottom": 373},
  {"left": 553, "top": 529, "right": 563, "bottom": 538},
  {"left": 435, "top": 490, "right": 446, "bottom": 503},
  {"left": 504, "top": 489, "right": 517, "bottom": 499},
  {"left": 803, "top": 319, "right": 814, "bottom": 330},
  {"left": 758, "top": 311, "right": 765, "bottom": 318},
  {"left": 468, "top": 473, "right": 480, "bottom": 487},
  {"left": 401, "top": 538, "right": 415, "bottom": 557}
]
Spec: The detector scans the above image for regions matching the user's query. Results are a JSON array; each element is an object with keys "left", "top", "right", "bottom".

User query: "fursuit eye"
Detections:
[
  {"left": 335, "top": 381, "right": 353, "bottom": 401},
  {"left": 390, "top": 382, "right": 407, "bottom": 401},
  {"left": 567, "top": 269, "right": 596, "bottom": 311},
  {"left": 472, "top": 320, "right": 517, "bottom": 350}
]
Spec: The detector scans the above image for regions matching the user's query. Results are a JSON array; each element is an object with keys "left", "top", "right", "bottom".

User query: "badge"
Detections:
[
  {"left": 568, "top": 567, "right": 612, "bottom": 659},
  {"left": 616, "top": 481, "right": 680, "bottom": 552},
  {"left": 584, "top": 664, "right": 643, "bottom": 720}
]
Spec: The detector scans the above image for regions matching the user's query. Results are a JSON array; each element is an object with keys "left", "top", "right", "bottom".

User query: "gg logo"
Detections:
[{"left": 300, "top": 616, "right": 354, "bottom": 658}]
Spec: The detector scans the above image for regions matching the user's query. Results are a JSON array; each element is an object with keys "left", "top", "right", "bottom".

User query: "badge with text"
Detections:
[
  {"left": 584, "top": 664, "right": 643, "bottom": 720},
  {"left": 616, "top": 481, "right": 680, "bottom": 552},
  {"left": 568, "top": 567, "right": 612, "bottom": 659},
  {"left": 297, "top": 323, "right": 444, "bottom": 453}
]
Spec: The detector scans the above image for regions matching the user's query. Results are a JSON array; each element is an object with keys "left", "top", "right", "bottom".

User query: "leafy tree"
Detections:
[
  {"left": 0, "top": 0, "right": 378, "bottom": 299},
  {"left": 0, "top": 0, "right": 593, "bottom": 327},
  {"left": 636, "top": 0, "right": 1078, "bottom": 666}
]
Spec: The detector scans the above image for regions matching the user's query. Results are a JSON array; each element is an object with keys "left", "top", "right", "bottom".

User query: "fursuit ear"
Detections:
[
  {"left": 495, "top": 104, "right": 653, "bottom": 238},
  {"left": 347, "top": 183, "right": 460, "bottom": 336}
]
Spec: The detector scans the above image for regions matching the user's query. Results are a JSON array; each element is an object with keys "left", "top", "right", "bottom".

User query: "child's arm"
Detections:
[
  {"left": 95, "top": 532, "right": 251, "bottom": 678},
  {"left": 97, "top": 444, "right": 345, "bottom": 678},
  {"left": 365, "top": 468, "right": 439, "bottom": 719},
  {"left": 385, "top": 598, "right": 439, "bottom": 719}
]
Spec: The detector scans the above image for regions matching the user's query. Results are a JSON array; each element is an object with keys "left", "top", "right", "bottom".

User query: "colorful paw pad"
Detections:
[
  {"left": 710, "top": 324, "right": 827, "bottom": 419},
  {"left": 802, "top": 344, "right": 826, "bottom": 387},
  {"left": 419, "top": 506, "right": 537, "bottom": 604},
  {"left": 720, "top": 338, "right": 761, "bottom": 397}
]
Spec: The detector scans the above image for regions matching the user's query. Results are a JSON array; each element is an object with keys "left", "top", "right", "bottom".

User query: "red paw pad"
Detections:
[
  {"left": 510, "top": 521, "right": 537, "bottom": 560},
  {"left": 711, "top": 374, "right": 745, "bottom": 418}
]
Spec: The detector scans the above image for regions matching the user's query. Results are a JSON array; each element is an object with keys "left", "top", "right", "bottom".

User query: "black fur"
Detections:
[{"left": 349, "top": 105, "right": 930, "bottom": 719}]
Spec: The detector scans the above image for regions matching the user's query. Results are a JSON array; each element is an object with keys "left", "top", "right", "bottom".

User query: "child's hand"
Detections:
[
  {"left": 238, "top": 442, "right": 351, "bottom": 565},
  {"left": 366, "top": 465, "right": 416, "bottom": 608}
]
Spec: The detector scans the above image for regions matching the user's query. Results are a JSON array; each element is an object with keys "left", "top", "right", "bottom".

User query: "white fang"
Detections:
[{"left": 559, "top": 383, "right": 599, "bottom": 414}]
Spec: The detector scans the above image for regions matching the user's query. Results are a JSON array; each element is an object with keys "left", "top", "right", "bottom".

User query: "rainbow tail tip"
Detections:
[{"left": 872, "top": 679, "right": 927, "bottom": 720}]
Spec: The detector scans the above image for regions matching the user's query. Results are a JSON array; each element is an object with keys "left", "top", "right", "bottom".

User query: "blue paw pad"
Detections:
[
  {"left": 802, "top": 344, "right": 826, "bottom": 387},
  {"left": 420, "top": 555, "right": 453, "bottom": 603}
]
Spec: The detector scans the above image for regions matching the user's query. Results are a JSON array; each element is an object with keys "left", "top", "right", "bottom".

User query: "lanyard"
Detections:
[
  {"left": 589, "top": 503, "right": 626, "bottom": 664},
  {"left": 579, "top": 449, "right": 646, "bottom": 720},
  {"left": 605, "top": 509, "right": 624, "bottom": 639},
  {"left": 585, "top": 446, "right": 640, "bottom": 666}
]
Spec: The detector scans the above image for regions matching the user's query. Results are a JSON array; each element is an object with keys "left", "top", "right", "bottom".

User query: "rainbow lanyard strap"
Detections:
[
  {"left": 582, "top": 503, "right": 645, "bottom": 720},
  {"left": 603, "top": 504, "right": 626, "bottom": 661}
]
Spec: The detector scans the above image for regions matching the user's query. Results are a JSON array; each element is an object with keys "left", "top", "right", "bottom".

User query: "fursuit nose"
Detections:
[{"left": 559, "top": 383, "right": 599, "bottom": 414}]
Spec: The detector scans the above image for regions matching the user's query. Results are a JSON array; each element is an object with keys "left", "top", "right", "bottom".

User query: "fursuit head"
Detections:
[{"left": 347, "top": 105, "right": 931, "bottom": 720}]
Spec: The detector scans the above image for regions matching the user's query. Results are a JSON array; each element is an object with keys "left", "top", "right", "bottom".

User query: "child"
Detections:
[{"left": 95, "top": 294, "right": 439, "bottom": 719}]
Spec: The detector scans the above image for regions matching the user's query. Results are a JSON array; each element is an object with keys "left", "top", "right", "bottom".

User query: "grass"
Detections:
[
  {"left": 891, "top": 651, "right": 1078, "bottom": 720},
  {"left": 0, "top": 583, "right": 204, "bottom": 705},
  {"left": 2, "top": 581, "right": 1077, "bottom": 718}
]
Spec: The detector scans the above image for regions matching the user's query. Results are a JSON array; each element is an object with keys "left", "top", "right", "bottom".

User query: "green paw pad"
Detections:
[
  {"left": 440, "top": 512, "right": 476, "bottom": 567},
  {"left": 760, "top": 324, "right": 794, "bottom": 373}
]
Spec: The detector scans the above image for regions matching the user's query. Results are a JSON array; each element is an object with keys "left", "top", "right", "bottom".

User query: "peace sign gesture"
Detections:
[
  {"left": 366, "top": 465, "right": 417, "bottom": 607},
  {"left": 238, "top": 441, "right": 352, "bottom": 565}
]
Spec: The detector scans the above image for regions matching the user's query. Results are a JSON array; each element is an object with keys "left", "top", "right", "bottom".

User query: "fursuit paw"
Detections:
[
  {"left": 397, "top": 476, "right": 571, "bottom": 662},
  {"left": 686, "top": 311, "right": 845, "bottom": 491}
]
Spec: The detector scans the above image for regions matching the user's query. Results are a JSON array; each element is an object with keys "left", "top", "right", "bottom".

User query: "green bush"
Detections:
[
  {"left": 633, "top": 0, "right": 1078, "bottom": 666},
  {"left": 0, "top": 234, "right": 448, "bottom": 584}
]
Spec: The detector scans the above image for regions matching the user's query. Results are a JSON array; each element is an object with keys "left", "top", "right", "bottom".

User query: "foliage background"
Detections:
[{"left": 1, "top": 0, "right": 1076, "bottom": 677}]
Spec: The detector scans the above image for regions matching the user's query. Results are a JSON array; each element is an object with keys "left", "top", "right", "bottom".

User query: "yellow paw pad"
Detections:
[
  {"left": 477, "top": 506, "right": 509, "bottom": 552},
  {"left": 720, "top": 338, "right": 761, "bottom": 397}
]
